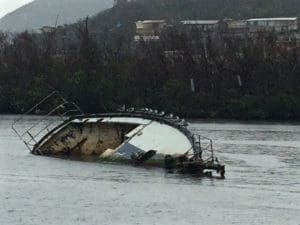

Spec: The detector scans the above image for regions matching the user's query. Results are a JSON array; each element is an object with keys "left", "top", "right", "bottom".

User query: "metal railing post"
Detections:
[
  {"left": 210, "top": 139, "right": 214, "bottom": 162},
  {"left": 11, "top": 92, "right": 84, "bottom": 152}
]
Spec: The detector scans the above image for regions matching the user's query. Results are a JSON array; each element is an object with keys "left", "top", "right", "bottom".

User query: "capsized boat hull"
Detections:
[
  {"left": 11, "top": 92, "right": 225, "bottom": 177},
  {"left": 32, "top": 113, "right": 194, "bottom": 160}
]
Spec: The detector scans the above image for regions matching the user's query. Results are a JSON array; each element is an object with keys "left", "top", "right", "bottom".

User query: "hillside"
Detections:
[
  {"left": 131, "top": 0, "right": 300, "bottom": 19},
  {"left": 69, "top": 0, "right": 300, "bottom": 39},
  {"left": 92, "top": 0, "right": 300, "bottom": 25},
  {"left": 0, "top": 0, "right": 114, "bottom": 32},
  {"left": 1, "top": 0, "right": 300, "bottom": 119},
  {"left": 1, "top": 0, "right": 299, "bottom": 33}
]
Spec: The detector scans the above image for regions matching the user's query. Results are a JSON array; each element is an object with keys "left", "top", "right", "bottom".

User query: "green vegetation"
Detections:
[
  {"left": 0, "top": 1, "right": 300, "bottom": 120},
  {"left": 113, "top": 0, "right": 300, "bottom": 20}
]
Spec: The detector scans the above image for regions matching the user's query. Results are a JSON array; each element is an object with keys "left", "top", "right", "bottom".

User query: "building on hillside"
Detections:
[
  {"left": 224, "top": 19, "right": 248, "bottom": 36},
  {"left": 134, "top": 20, "right": 167, "bottom": 41},
  {"left": 136, "top": 20, "right": 167, "bottom": 36},
  {"left": 39, "top": 26, "right": 56, "bottom": 33},
  {"left": 181, "top": 20, "right": 219, "bottom": 32},
  {"left": 247, "top": 17, "right": 299, "bottom": 33}
]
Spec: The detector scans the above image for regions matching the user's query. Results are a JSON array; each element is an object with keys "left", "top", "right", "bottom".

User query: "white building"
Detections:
[
  {"left": 181, "top": 20, "right": 219, "bottom": 31},
  {"left": 247, "top": 17, "right": 299, "bottom": 33},
  {"left": 39, "top": 26, "right": 56, "bottom": 33},
  {"left": 135, "top": 20, "right": 167, "bottom": 41}
]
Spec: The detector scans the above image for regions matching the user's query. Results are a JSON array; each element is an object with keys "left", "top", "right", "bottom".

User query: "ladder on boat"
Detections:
[{"left": 11, "top": 91, "right": 83, "bottom": 151}]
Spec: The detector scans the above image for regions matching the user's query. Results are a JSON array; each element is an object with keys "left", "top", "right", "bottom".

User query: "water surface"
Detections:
[{"left": 1, "top": 115, "right": 299, "bottom": 225}]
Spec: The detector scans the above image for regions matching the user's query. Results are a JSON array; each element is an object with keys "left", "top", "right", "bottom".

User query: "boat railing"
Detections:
[
  {"left": 186, "top": 134, "right": 214, "bottom": 162},
  {"left": 12, "top": 91, "right": 83, "bottom": 151}
]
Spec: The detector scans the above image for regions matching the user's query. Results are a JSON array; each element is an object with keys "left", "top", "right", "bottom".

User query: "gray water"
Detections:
[{"left": 1, "top": 115, "right": 299, "bottom": 225}]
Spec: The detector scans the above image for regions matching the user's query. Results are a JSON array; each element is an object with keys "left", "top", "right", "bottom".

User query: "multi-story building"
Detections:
[
  {"left": 180, "top": 20, "right": 219, "bottom": 32},
  {"left": 247, "top": 17, "right": 299, "bottom": 33},
  {"left": 134, "top": 20, "right": 167, "bottom": 41},
  {"left": 39, "top": 26, "right": 56, "bottom": 33},
  {"left": 225, "top": 19, "right": 248, "bottom": 35}
]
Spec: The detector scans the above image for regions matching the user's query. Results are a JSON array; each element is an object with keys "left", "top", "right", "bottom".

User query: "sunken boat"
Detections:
[{"left": 12, "top": 92, "right": 225, "bottom": 178}]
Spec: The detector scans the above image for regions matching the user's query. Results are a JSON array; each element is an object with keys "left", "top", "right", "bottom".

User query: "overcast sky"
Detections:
[{"left": 0, "top": 0, "right": 33, "bottom": 18}]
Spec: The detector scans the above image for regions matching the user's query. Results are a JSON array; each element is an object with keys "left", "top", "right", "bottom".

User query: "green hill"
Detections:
[
  {"left": 107, "top": 0, "right": 300, "bottom": 21},
  {"left": 1, "top": 0, "right": 300, "bottom": 120},
  {"left": 73, "top": 0, "right": 300, "bottom": 40}
]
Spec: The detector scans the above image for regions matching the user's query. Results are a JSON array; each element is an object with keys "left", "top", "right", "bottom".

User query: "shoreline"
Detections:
[{"left": 1, "top": 113, "right": 300, "bottom": 124}]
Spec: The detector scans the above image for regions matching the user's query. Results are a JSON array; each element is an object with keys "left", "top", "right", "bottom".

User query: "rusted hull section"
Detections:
[{"left": 32, "top": 122, "right": 137, "bottom": 157}]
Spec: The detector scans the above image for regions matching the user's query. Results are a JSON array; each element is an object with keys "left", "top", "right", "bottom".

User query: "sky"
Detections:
[{"left": 0, "top": 0, "right": 33, "bottom": 18}]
